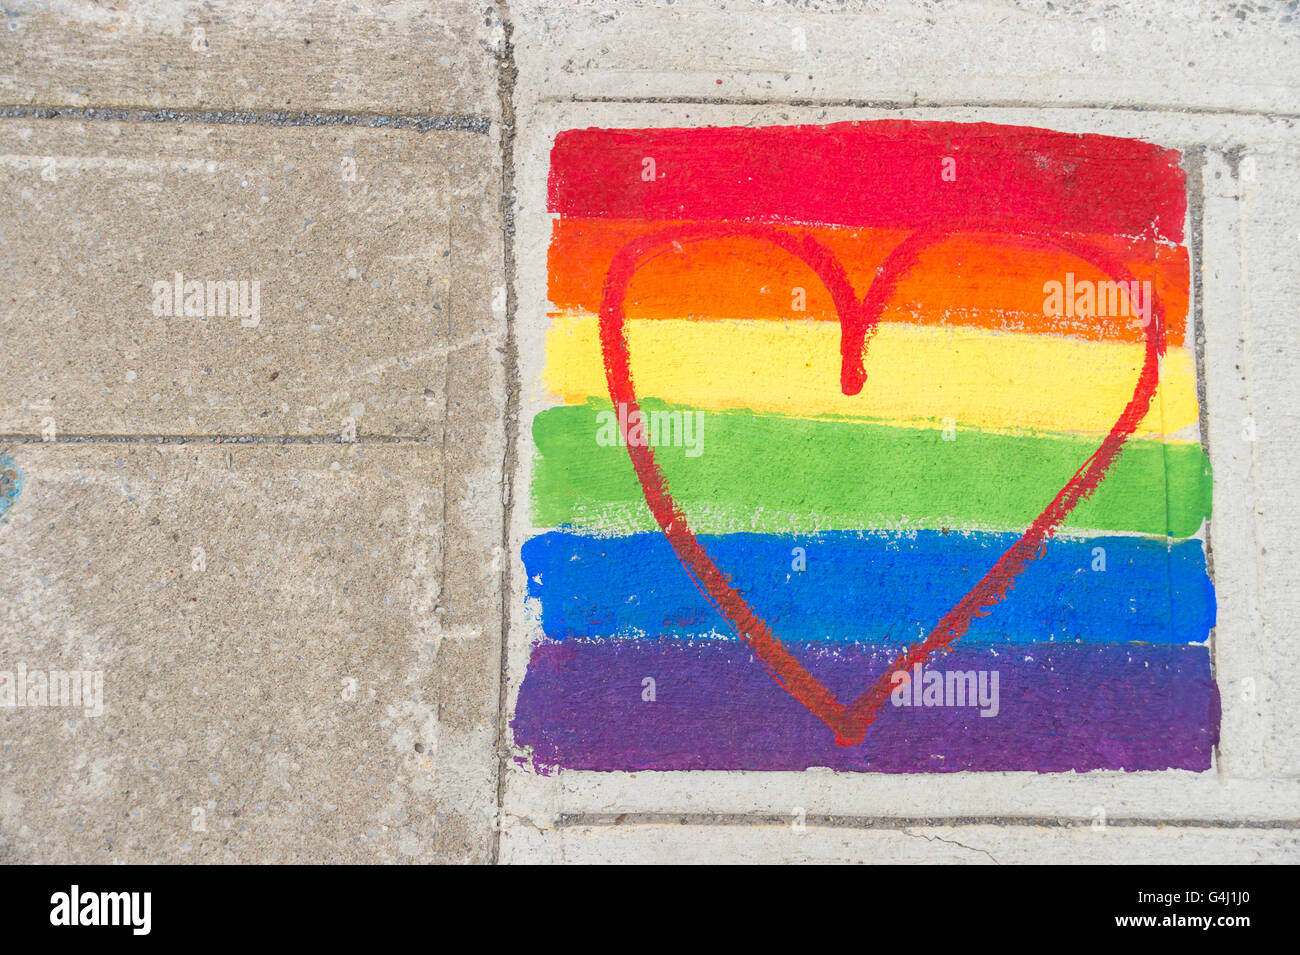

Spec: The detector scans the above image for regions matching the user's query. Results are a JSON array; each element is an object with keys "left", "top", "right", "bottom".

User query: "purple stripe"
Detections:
[{"left": 512, "top": 641, "right": 1219, "bottom": 773}]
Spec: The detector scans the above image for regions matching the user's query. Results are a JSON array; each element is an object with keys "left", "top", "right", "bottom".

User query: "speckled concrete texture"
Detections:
[
  {"left": 1, "top": 0, "right": 504, "bottom": 864},
  {"left": 0, "top": 443, "right": 500, "bottom": 863},
  {"left": 1, "top": 0, "right": 1298, "bottom": 864}
]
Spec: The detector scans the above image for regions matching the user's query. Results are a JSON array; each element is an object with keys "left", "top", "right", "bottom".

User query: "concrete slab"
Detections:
[
  {"left": 512, "top": 0, "right": 1300, "bottom": 115},
  {"left": 501, "top": 100, "right": 1300, "bottom": 859},
  {"left": 0, "top": 119, "right": 503, "bottom": 440},
  {"left": 0, "top": 440, "right": 499, "bottom": 863},
  {"left": 500, "top": 820, "right": 1300, "bottom": 864},
  {"left": 1202, "top": 141, "right": 1300, "bottom": 779},
  {"left": 502, "top": 767, "right": 1299, "bottom": 829},
  {"left": 0, "top": 0, "right": 499, "bottom": 120}
]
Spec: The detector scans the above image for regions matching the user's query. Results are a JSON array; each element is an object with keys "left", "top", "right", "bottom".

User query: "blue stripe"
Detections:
[{"left": 522, "top": 530, "right": 1215, "bottom": 646}]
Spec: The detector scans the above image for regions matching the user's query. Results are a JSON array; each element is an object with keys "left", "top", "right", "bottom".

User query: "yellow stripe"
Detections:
[{"left": 541, "top": 313, "right": 1198, "bottom": 438}]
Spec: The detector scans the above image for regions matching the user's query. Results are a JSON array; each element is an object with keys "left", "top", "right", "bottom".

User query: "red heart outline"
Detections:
[{"left": 598, "top": 218, "right": 1168, "bottom": 746}]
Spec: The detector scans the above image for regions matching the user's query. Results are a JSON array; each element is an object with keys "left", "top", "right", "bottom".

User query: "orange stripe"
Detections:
[{"left": 548, "top": 218, "right": 1189, "bottom": 346}]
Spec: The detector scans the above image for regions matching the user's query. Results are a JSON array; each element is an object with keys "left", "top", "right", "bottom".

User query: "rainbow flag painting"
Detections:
[{"left": 512, "top": 121, "right": 1220, "bottom": 773}]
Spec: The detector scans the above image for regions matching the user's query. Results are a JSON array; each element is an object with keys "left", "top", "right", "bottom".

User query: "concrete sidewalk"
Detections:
[{"left": 1, "top": 0, "right": 1297, "bottom": 864}]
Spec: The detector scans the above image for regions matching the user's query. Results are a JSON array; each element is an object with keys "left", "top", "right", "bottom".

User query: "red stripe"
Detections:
[{"left": 550, "top": 121, "right": 1186, "bottom": 242}]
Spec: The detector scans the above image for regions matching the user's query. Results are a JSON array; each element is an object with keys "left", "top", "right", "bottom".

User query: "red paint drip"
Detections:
[{"left": 598, "top": 221, "right": 1167, "bottom": 746}]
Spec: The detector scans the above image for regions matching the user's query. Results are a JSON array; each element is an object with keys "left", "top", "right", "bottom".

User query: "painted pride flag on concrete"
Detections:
[{"left": 512, "top": 121, "right": 1219, "bottom": 773}]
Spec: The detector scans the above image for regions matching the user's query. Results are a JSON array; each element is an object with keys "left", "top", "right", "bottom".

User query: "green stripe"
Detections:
[{"left": 530, "top": 400, "right": 1212, "bottom": 537}]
